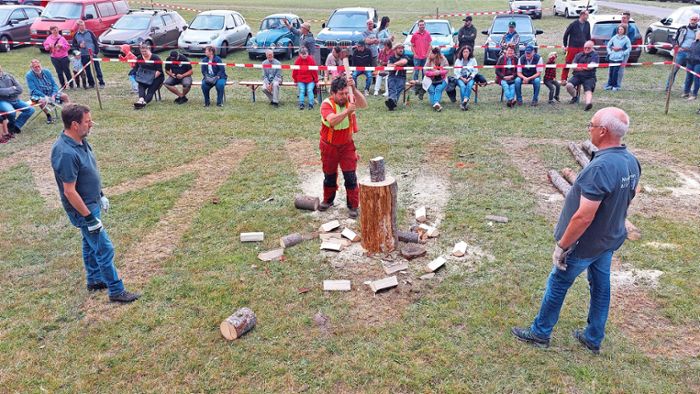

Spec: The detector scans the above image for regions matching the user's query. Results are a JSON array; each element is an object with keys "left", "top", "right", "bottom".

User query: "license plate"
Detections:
[{"left": 106, "top": 45, "right": 118, "bottom": 51}]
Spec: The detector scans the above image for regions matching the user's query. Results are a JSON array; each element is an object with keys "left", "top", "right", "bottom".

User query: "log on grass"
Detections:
[
  {"left": 369, "top": 156, "right": 386, "bottom": 182},
  {"left": 294, "top": 195, "right": 320, "bottom": 211},
  {"left": 568, "top": 142, "right": 590, "bottom": 168},
  {"left": 359, "top": 176, "right": 398, "bottom": 253},
  {"left": 561, "top": 167, "right": 578, "bottom": 185},
  {"left": 548, "top": 169, "right": 572, "bottom": 196},
  {"left": 280, "top": 233, "right": 304, "bottom": 248},
  {"left": 220, "top": 307, "right": 257, "bottom": 341},
  {"left": 581, "top": 140, "right": 599, "bottom": 158}
]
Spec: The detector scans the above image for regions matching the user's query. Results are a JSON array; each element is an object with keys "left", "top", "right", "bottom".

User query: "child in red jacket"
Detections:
[{"left": 292, "top": 47, "right": 319, "bottom": 110}]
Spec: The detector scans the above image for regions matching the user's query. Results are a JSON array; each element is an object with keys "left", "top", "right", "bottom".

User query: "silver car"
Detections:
[
  {"left": 178, "top": 10, "right": 251, "bottom": 58},
  {"left": 0, "top": 4, "right": 42, "bottom": 52}
]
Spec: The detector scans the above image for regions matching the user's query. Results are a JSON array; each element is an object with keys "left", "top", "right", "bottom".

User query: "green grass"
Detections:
[{"left": 1, "top": 0, "right": 699, "bottom": 392}]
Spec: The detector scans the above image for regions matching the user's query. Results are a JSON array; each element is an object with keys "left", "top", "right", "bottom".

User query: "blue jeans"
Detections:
[
  {"left": 0, "top": 99, "right": 35, "bottom": 129},
  {"left": 684, "top": 62, "right": 700, "bottom": 96},
  {"left": 530, "top": 249, "right": 614, "bottom": 348},
  {"left": 128, "top": 75, "right": 138, "bottom": 92},
  {"left": 352, "top": 70, "right": 372, "bottom": 91},
  {"left": 607, "top": 66, "right": 621, "bottom": 88},
  {"left": 76, "top": 208, "right": 125, "bottom": 297},
  {"left": 387, "top": 75, "right": 405, "bottom": 102},
  {"left": 201, "top": 78, "right": 226, "bottom": 105},
  {"left": 297, "top": 82, "right": 315, "bottom": 105},
  {"left": 690, "top": 63, "right": 700, "bottom": 96},
  {"left": 456, "top": 78, "right": 475, "bottom": 101},
  {"left": 666, "top": 50, "right": 691, "bottom": 93},
  {"left": 428, "top": 80, "right": 447, "bottom": 105},
  {"left": 515, "top": 77, "right": 540, "bottom": 102},
  {"left": 616, "top": 53, "right": 629, "bottom": 88},
  {"left": 412, "top": 58, "right": 427, "bottom": 81},
  {"left": 500, "top": 80, "right": 517, "bottom": 101}
]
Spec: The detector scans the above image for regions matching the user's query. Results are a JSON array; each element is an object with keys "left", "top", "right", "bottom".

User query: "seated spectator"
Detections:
[
  {"left": 201, "top": 46, "right": 227, "bottom": 107},
  {"left": 499, "top": 21, "right": 520, "bottom": 55},
  {"left": 70, "top": 50, "right": 87, "bottom": 89},
  {"left": 604, "top": 24, "right": 631, "bottom": 91},
  {"left": 385, "top": 43, "right": 409, "bottom": 111},
  {"left": 25, "top": 59, "right": 70, "bottom": 124},
  {"left": 133, "top": 43, "right": 164, "bottom": 109},
  {"left": 374, "top": 41, "right": 394, "bottom": 96},
  {"left": 496, "top": 45, "right": 519, "bottom": 108},
  {"left": 118, "top": 44, "right": 137, "bottom": 93},
  {"left": 0, "top": 65, "right": 34, "bottom": 134},
  {"left": 453, "top": 45, "right": 480, "bottom": 111},
  {"left": 685, "top": 31, "right": 700, "bottom": 100},
  {"left": 425, "top": 47, "right": 448, "bottom": 112},
  {"left": 566, "top": 40, "right": 598, "bottom": 111},
  {"left": 163, "top": 50, "right": 193, "bottom": 104},
  {"left": 351, "top": 41, "right": 373, "bottom": 95},
  {"left": 325, "top": 46, "right": 344, "bottom": 81},
  {"left": 0, "top": 114, "right": 10, "bottom": 143},
  {"left": 543, "top": 52, "right": 561, "bottom": 104},
  {"left": 292, "top": 47, "right": 318, "bottom": 110},
  {"left": 516, "top": 45, "right": 544, "bottom": 106},
  {"left": 262, "top": 49, "right": 283, "bottom": 106}
]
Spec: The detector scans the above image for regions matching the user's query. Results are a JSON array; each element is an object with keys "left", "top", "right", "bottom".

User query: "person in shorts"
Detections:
[{"left": 163, "top": 50, "right": 193, "bottom": 104}]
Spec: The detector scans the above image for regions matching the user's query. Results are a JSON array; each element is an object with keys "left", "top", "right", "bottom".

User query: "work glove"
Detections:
[
  {"left": 552, "top": 243, "right": 571, "bottom": 271},
  {"left": 84, "top": 213, "right": 103, "bottom": 234},
  {"left": 100, "top": 195, "right": 110, "bottom": 212}
]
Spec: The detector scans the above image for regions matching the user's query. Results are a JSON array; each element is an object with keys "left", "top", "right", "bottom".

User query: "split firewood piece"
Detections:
[
  {"left": 561, "top": 167, "right": 578, "bottom": 185},
  {"left": 341, "top": 228, "right": 360, "bottom": 242},
  {"left": 568, "top": 141, "right": 591, "bottom": 168},
  {"left": 319, "top": 220, "right": 340, "bottom": 233},
  {"left": 280, "top": 233, "right": 304, "bottom": 248},
  {"left": 294, "top": 195, "right": 320, "bottom": 211},
  {"left": 220, "top": 307, "right": 257, "bottom": 341},
  {"left": 240, "top": 232, "right": 264, "bottom": 242},
  {"left": 485, "top": 215, "right": 508, "bottom": 223},
  {"left": 320, "top": 241, "right": 343, "bottom": 252},
  {"left": 398, "top": 230, "right": 421, "bottom": 244},
  {"left": 452, "top": 241, "right": 468, "bottom": 257},
  {"left": 258, "top": 248, "right": 284, "bottom": 261},
  {"left": 383, "top": 260, "right": 409, "bottom": 275},
  {"left": 369, "top": 275, "right": 398, "bottom": 293},
  {"left": 323, "top": 280, "right": 351, "bottom": 291},
  {"left": 420, "top": 273, "right": 435, "bottom": 280},
  {"left": 369, "top": 156, "right": 386, "bottom": 182},
  {"left": 417, "top": 223, "right": 439, "bottom": 238},
  {"left": 581, "top": 140, "right": 599, "bottom": 158},
  {"left": 415, "top": 206, "right": 427, "bottom": 223},
  {"left": 400, "top": 244, "right": 426, "bottom": 260},
  {"left": 426, "top": 256, "right": 446, "bottom": 273},
  {"left": 548, "top": 169, "right": 572, "bottom": 196},
  {"left": 319, "top": 233, "right": 351, "bottom": 247}
]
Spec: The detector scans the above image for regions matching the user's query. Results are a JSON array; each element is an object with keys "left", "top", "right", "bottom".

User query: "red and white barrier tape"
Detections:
[
  {"left": 129, "top": 0, "right": 202, "bottom": 13},
  {"left": 676, "top": 63, "right": 700, "bottom": 79},
  {"left": 422, "top": 9, "right": 542, "bottom": 18}
]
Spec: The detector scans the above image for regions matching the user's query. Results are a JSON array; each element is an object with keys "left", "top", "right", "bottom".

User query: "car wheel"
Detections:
[
  {"left": 564, "top": 8, "right": 570, "bottom": 18},
  {"left": 248, "top": 52, "right": 256, "bottom": 60},
  {"left": 244, "top": 34, "right": 251, "bottom": 48},
  {"left": 553, "top": 6, "right": 558, "bottom": 16},
  {"left": 0, "top": 36, "right": 10, "bottom": 53},
  {"left": 220, "top": 41, "right": 228, "bottom": 58},
  {"left": 644, "top": 32, "right": 657, "bottom": 54}
]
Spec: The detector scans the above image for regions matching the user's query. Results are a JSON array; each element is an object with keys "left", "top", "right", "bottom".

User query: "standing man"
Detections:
[
  {"left": 385, "top": 43, "right": 409, "bottom": 111},
  {"left": 566, "top": 40, "right": 599, "bottom": 111},
  {"left": 261, "top": 49, "right": 282, "bottom": 106},
  {"left": 667, "top": 13, "right": 699, "bottom": 96},
  {"left": 283, "top": 20, "right": 319, "bottom": 65},
  {"left": 51, "top": 104, "right": 140, "bottom": 303},
  {"left": 616, "top": 11, "right": 638, "bottom": 89},
  {"left": 25, "top": 59, "right": 70, "bottom": 124},
  {"left": 72, "top": 20, "right": 105, "bottom": 89},
  {"left": 163, "top": 50, "right": 193, "bottom": 104},
  {"left": 0, "top": 65, "right": 35, "bottom": 134},
  {"left": 515, "top": 44, "right": 544, "bottom": 106},
  {"left": 512, "top": 107, "right": 641, "bottom": 355},
  {"left": 562, "top": 10, "right": 591, "bottom": 82},
  {"left": 410, "top": 20, "right": 432, "bottom": 83},
  {"left": 362, "top": 19, "right": 380, "bottom": 66},
  {"left": 318, "top": 77, "right": 367, "bottom": 219},
  {"left": 457, "top": 16, "right": 477, "bottom": 50}
]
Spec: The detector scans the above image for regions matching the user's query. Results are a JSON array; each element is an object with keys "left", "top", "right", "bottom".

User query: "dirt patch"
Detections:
[
  {"left": 610, "top": 258, "right": 663, "bottom": 289},
  {"left": 423, "top": 136, "right": 455, "bottom": 169},
  {"left": 0, "top": 139, "right": 60, "bottom": 209}
]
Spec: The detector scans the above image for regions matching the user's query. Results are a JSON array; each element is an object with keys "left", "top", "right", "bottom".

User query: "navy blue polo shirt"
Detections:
[
  {"left": 554, "top": 145, "right": 641, "bottom": 258},
  {"left": 51, "top": 132, "right": 102, "bottom": 226}
]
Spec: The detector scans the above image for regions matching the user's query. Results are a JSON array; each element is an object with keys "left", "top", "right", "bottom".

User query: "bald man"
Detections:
[
  {"left": 566, "top": 40, "right": 598, "bottom": 111},
  {"left": 512, "top": 107, "right": 641, "bottom": 355}
]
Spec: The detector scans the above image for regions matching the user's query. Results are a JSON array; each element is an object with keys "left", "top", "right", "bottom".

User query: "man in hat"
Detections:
[
  {"left": 284, "top": 19, "right": 319, "bottom": 64},
  {"left": 499, "top": 20, "right": 520, "bottom": 54},
  {"left": 515, "top": 44, "right": 544, "bottom": 106},
  {"left": 163, "top": 50, "right": 193, "bottom": 104},
  {"left": 385, "top": 43, "right": 409, "bottom": 110},
  {"left": 458, "top": 16, "right": 477, "bottom": 50}
]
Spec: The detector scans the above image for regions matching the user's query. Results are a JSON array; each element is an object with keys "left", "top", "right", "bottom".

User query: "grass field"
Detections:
[{"left": 1, "top": 0, "right": 699, "bottom": 392}]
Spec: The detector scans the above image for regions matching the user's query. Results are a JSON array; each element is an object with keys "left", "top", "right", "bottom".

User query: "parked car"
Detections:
[
  {"left": 553, "top": 0, "right": 598, "bottom": 18},
  {"left": 645, "top": 5, "right": 700, "bottom": 56},
  {"left": 99, "top": 9, "right": 186, "bottom": 56},
  {"left": 315, "top": 7, "right": 378, "bottom": 62},
  {"left": 0, "top": 4, "right": 41, "bottom": 51},
  {"left": 509, "top": 0, "right": 543, "bottom": 19},
  {"left": 247, "top": 13, "right": 302, "bottom": 60},
  {"left": 0, "top": 0, "right": 43, "bottom": 5},
  {"left": 482, "top": 14, "right": 543, "bottom": 65},
  {"left": 30, "top": 0, "right": 129, "bottom": 48},
  {"left": 178, "top": 10, "right": 251, "bottom": 58},
  {"left": 589, "top": 14, "right": 642, "bottom": 62},
  {"left": 402, "top": 19, "right": 457, "bottom": 64}
]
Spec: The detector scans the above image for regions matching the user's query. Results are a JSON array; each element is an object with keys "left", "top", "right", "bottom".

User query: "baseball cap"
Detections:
[
  {"left": 463, "top": 16, "right": 472, "bottom": 22},
  {"left": 525, "top": 45, "right": 534, "bottom": 53},
  {"left": 508, "top": 20, "right": 516, "bottom": 27}
]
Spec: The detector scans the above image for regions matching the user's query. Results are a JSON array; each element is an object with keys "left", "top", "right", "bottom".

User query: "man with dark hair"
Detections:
[
  {"left": 562, "top": 10, "right": 591, "bottom": 82},
  {"left": 51, "top": 103, "right": 140, "bottom": 304},
  {"left": 0, "top": 65, "right": 35, "bottom": 134},
  {"left": 457, "top": 16, "right": 477, "bottom": 50},
  {"left": 385, "top": 43, "right": 409, "bottom": 111},
  {"left": 163, "top": 50, "right": 193, "bottom": 104},
  {"left": 351, "top": 41, "right": 373, "bottom": 95},
  {"left": 318, "top": 76, "right": 367, "bottom": 218},
  {"left": 410, "top": 20, "right": 432, "bottom": 82}
]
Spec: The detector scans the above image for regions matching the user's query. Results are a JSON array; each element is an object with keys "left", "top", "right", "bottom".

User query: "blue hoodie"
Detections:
[{"left": 606, "top": 34, "right": 631, "bottom": 63}]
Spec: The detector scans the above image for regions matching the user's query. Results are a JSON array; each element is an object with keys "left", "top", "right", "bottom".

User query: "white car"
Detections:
[
  {"left": 178, "top": 10, "right": 251, "bottom": 58},
  {"left": 553, "top": 0, "right": 598, "bottom": 18},
  {"left": 509, "top": 0, "right": 542, "bottom": 20}
]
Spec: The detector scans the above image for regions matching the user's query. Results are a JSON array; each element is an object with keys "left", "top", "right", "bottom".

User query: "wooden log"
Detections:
[
  {"left": 369, "top": 275, "right": 398, "bottom": 293},
  {"left": 415, "top": 206, "right": 427, "bottom": 223},
  {"left": 485, "top": 215, "right": 508, "bottom": 223},
  {"left": 369, "top": 156, "right": 386, "bottom": 182},
  {"left": 426, "top": 256, "right": 447, "bottom": 273},
  {"left": 568, "top": 141, "right": 591, "bottom": 168},
  {"left": 240, "top": 232, "right": 264, "bottom": 242},
  {"left": 383, "top": 260, "right": 409, "bottom": 275},
  {"left": 400, "top": 244, "right": 426, "bottom": 260},
  {"left": 319, "top": 220, "right": 340, "bottom": 233},
  {"left": 280, "top": 233, "right": 304, "bottom": 248},
  {"left": 561, "top": 167, "right": 578, "bottom": 185},
  {"left": 294, "top": 195, "right": 320, "bottom": 211},
  {"left": 581, "top": 140, "right": 599, "bottom": 158},
  {"left": 341, "top": 228, "right": 360, "bottom": 242},
  {"left": 258, "top": 248, "right": 284, "bottom": 261},
  {"left": 547, "top": 169, "right": 572, "bottom": 196},
  {"left": 398, "top": 230, "right": 421, "bottom": 243},
  {"left": 323, "top": 280, "right": 351, "bottom": 291},
  {"left": 452, "top": 241, "right": 468, "bottom": 257},
  {"left": 359, "top": 176, "right": 398, "bottom": 253},
  {"left": 220, "top": 307, "right": 257, "bottom": 340}
]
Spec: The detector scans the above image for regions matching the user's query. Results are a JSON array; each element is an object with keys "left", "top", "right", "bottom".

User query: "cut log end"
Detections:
[
  {"left": 220, "top": 307, "right": 257, "bottom": 341},
  {"left": 369, "top": 156, "right": 386, "bottom": 183},
  {"left": 294, "top": 195, "right": 320, "bottom": 211},
  {"left": 280, "top": 233, "right": 304, "bottom": 248}
]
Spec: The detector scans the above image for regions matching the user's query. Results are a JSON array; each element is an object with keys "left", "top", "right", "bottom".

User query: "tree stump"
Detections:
[
  {"left": 397, "top": 230, "right": 421, "bottom": 244},
  {"left": 220, "top": 307, "right": 257, "bottom": 340},
  {"left": 359, "top": 176, "right": 398, "bottom": 253}
]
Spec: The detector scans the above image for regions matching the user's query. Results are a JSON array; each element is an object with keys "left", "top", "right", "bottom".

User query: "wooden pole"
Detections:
[
  {"left": 89, "top": 49, "right": 103, "bottom": 110},
  {"left": 561, "top": 167, "right": 577, "bottom": 184},
  {"left": 665, "top": 49, "right": 678, "bottom": 115}
]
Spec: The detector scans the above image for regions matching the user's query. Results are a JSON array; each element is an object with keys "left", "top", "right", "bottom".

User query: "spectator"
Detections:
[
  {"left": 351, "top": 41, "right": 373, "bottom": 96},
  {"left": 26, "top": 59, "right": 70, "bottom": 124},
  {"left": 562, "top": 10, "right": 591, "bottom": 82},
  {"left": 325, "top": 46, "right": 344, "bottom": 81},
  {"left": 566, "top": 41, "right": 598, "bottom": 111},
  {"left": 605, "top": 25, "right": 631, "bottom": 91},
  {"left": 374, "top": 41, "right": 394, "bottom": 96},
  {"left": 686, "top": 31, "right": 700, "bottom": 100},
  {"left": 72, "top": 20, "right": 105, "bottom": 89},
  {"left": 516, "top": 44, "right": 544, "bottom": 106},
  {"left": 0, "top": 114, "right": 9, "bottom": 143},
  {"left": 454, "top": 46, "right": 479, "bottom": 111},
  {"left": 667, "top": 13, "right": 698, "bottom": 95},
  {"left": 118, "top": 44, "right": 137, "bottom": 93},
  {"left": 163, "top": 50, "right": 193, "bottom": 104},
  {"left": 425, "top": 47, "right": 448, "bottom": 112},
  {"left": 292, "top": 47, "right": 318, "bottom": 110},
  {"left": 496, "top": 45, "right": 520, "bottom": 108},
  {"left": 200, "top": 46, "right": 227, "bottom": 107},
  {"left": 385, "top": 43, "right": 409, "bottom": 111},
  {"left": 616, "top": 12, "right": 638, "bottom": 89},
  {"left": 70, "top": 50, "right": 87, "bottom": 89},
  {"left": 499, "top": 21, "right": 520, "bottom": 55},
  {"left": 0, "top": 65, "right": 34, "bottom": 134},
  {"left": 410, "top": 20, "right": 432, "bottom": 82},
  {"left": 43, "top": 26, "right": 73, "bottom": 89},
  {"left": 543, "top": 52, "right": 561, "bottom": 104},
  {"left": 362, "top": 19, "right": 380, "bottom": 66},
  {"left": 457, "top": 16, "right": 477, "bottom": 50},
  {"left": 283, "top": 20, "right": 319, "bottom": 65},
  {"left": 377, "top": 16, "right": 394, "bottom": 47},
  {"left": 132, "top": 43, "right": 164, "bottom": 110},
  {"left": 261, "top": 49, "right": 283, "bottom": 106}
]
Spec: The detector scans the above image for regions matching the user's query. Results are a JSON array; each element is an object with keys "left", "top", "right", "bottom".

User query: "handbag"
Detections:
[
  {"left": 203, "top": 75, "right": 218, "bottom": 85},
  {"left": 445, "top": 76, "right": 458, "bottom": 93},
  {"left": 421, "top": 75, "right": 432, "bottom": 91},
  {"left": 134, "top": 67, "right": 156, "bottom": 85}
]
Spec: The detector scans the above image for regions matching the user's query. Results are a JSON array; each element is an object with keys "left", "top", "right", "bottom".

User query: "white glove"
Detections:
[
  {"left": 100, "top": 195, "right": 110, "bottom": 212},
  {"left": 552, "top": 243, "right": 571, "bottom": 271}
]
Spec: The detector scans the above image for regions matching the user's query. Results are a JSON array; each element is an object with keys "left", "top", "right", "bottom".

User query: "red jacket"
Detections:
[{"left": 292, "top": 55, "right": 318, "bottom": 84}]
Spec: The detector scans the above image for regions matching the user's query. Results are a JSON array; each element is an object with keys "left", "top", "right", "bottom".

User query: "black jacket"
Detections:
[
  {"left": 687, "top": 40, "right": 700, "bottom": 66},
  {"left": 351, "top": 49, "right": 372, "bottom": 67},
  {"left": 563, "top": 20, "right": 591, "bottom": 48},
  {"left": 458, "top": 25, "right": 477, "bottom": 49}
]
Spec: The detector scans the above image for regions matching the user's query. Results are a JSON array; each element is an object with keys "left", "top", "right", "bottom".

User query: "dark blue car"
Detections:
[
  {"left": 315, "top": 7, "right": 377, "bottom": 63},
  {"left": 247, "top": 13, "right": 303, "bottom": 60}
]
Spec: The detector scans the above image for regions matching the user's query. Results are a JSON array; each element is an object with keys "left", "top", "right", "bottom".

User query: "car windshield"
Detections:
[
  {"left": 42, "top": 2, "right": 82, "bottom": 19},
  {"left": 260, "top": 17, "right": 286, "bottom": 30},
  {"left": 492, "top": 18, "right": 533, "bottom": 34},
  {"left": 190, "top": 15, "right": 224, "bottom": 30},
  {"left": 592, "top": 21, "right": 638, "bottom": 38},
  {"left": 112, "top": 15, "right": 151, "bottom": 30},
  {"left": 327, "top": 11, "right": 367, "bottom": 29},
  {"left": 410, "top": 22, "right": 451, "bottom": 36},
  {"left": 0, "top": 10, "right": 10, "bottom": 22}
]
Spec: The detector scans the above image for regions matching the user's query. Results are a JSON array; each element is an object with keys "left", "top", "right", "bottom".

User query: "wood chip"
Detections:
[
  {"left": 415, "top": 206, "right": 427, "bottom": 223},
  {"left": 240, "top": 232, "right": 264, "bottom": 242},
  {"left": 383, "top": 260, "right": 409, "bottom": 275},
  {"left": 341, "top": 228, "right": 360, "bottom": 242},
  {"left": 426, "top": 256, "right": 446, "bottom": 273},
  {"left": 369, "top": 276, "right": 398, "bottom": 293},
  {"left": 417, "top": 224, "right": 439, "bottom": 238},
  {"left": 452, "top": 241, "right": 468, "bottom": 257},
  {"left": 323, "top": 280, "right": 351, "bottom": 291},
  {"left": 257, "top": 248, "right": 284, "bottom": 261},
  {"left": 319, "top": 220, "right": 340, "bottom": 233}
]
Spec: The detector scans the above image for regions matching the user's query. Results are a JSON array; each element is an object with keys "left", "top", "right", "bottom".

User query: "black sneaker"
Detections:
[
  {"left": 46, "top": 114, "right": 53, "bottom": 124},
  {"left": 348, "top": 207, "right": 359, "bottom": 219},
  {"left": 573, "top": 329, "right": 600, "bottom": 354},
  {"left": 87, "top": 282, "right": 108, "bottom": 292},
  {"left": 109, "top": 290, "right": 141, "bottom": 303},
  {"left": 307, "top": 104, "right": 314, "bottom": 110},
  {"left": 8, "top": 123, "right": 20, "bottom": 134},
  {"left": 584, "top": 103, "right": 593, "bottom": 111},
  {"left": 318, "top": 201, "right": 332, "bottom": 211},
  {"left": 569, "top": 97, "right": 579, "bottom": 104},
  {"left": 180, "top": 96, "right": 188, "bottom": 104},
  {"left": 511, "top": 327, "right": 550, "bottom": 348},
  {"left": 174, "top": 97, "right": 183, "bottom": 104},
  {"left": 299, "top": 103, "right": 305, "bottom": 110}
]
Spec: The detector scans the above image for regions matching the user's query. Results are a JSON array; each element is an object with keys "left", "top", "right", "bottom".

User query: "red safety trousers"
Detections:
[
  {"left": 561, "top": 47, "right": 584, "bottom": 81},
  {"left": 320, "top": 139, "right": 359, "bottom": 209}
]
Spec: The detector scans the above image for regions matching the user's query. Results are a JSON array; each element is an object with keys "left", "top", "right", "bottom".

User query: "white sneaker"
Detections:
[
  {"left": 364, "top": 89, "right": 369, "bottom": 96},
  {"left": 373, "top": 91, "right": 379, "bottom": 96},
  {"left": 383, "top": 92, "right": 389, "bottom": 97}
]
